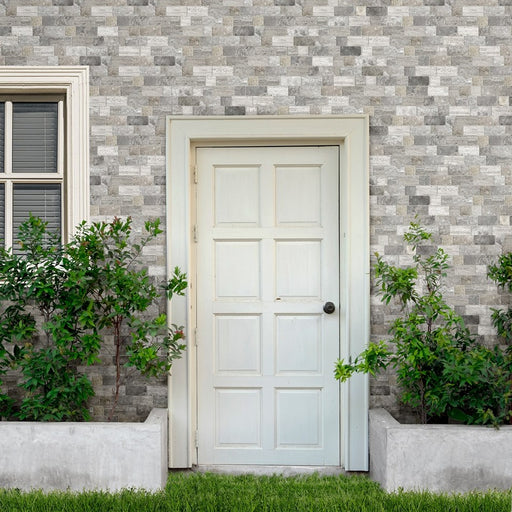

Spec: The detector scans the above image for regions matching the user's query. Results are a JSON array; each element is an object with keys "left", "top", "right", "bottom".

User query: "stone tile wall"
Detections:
[{"left": 1, "top": 0, "right": 511, "bottom": 421}]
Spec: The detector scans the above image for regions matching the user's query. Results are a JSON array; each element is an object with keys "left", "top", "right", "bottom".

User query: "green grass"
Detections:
[{"left": 0, "top": 473, "right": 510, "bottom": 512}]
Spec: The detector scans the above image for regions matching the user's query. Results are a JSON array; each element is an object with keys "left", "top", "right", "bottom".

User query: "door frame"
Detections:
[{"left": 166, "top": 116, "right": 370, "bottom": 471}]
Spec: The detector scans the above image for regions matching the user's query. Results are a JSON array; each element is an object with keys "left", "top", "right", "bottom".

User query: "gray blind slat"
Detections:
[
  {"left": 12, "top": 103, "right": 58, "bottom": 174},
  {"left": 13, "top": 184, "right": 61, "bottom": 244}
]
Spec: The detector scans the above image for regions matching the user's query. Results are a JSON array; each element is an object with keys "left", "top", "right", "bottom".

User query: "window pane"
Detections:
[
  {"left": 0, "top": 184, "right": 4, "bottom": 243},
  {"left": 12, "top": 103, "right": 58, "bottom": 174},
  {"left": 0, "top": 103, "right": 4, "bottom": 173},
  {"left": 13, "top": 184, "right": 61, "bottom": 244}
]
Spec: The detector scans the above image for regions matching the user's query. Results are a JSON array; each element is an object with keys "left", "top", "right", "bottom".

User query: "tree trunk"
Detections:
[{"left": 108, "top": 316, "right": 123, "bottom": 421}]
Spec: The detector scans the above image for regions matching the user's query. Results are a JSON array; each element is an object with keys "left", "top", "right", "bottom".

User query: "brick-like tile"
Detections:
[{"left": 1, "top": 0, "right": 511, "bottom": 421}]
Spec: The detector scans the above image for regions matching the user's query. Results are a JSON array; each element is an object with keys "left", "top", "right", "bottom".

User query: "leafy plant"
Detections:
[
  {"left": 488, "top": 253, "right": 512, "bottom": 346},
  {"left": 335, "top": 221, "right": 512, "bottom": 426},
  {"left": 0, "top": 216, "right": 97, "bottom": 420},
  {"left": 66, "top": 217, "right": 187, "bottom": 420},
  {"left": 488, "top": 252, "right": 512, "bottom": 424},
  {"left": 0, "top": 216, "right": 186, "bottom": 421}
]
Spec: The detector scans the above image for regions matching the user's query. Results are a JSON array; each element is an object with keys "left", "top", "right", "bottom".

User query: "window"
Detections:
[
  {"left": 0, "top": 97, "right": 63, "bottom": 247},
  {"left": 0, "top": 67, "right": 89, "bottom": 247}
]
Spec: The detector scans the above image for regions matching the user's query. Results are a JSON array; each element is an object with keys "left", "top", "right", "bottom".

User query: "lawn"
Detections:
[{"left": 0, "top": 472, "right": 510, "bottom": 511}]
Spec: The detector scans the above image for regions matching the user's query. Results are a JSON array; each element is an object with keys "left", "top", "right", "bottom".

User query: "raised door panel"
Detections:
[
  {"left": 215, "top": 315, "right": 261, "bottom": 374},
  {"left": 214, "top": 165, "right": 260, "bottom": 226},
  {"left": 215, "top": 389, "right": 262, "bottom": 447},
  {"left": 275, "top": 165, "right": 321, "bottom": 226},
  {"left": 275, "top": 389, "right": 322, "bottom": 448},
  {"left": 275, "top": 315, "right": 322, "bottom": 375},
  {"left": 275, "top": 240, "right": 321, "bottom": 298},
  {"left": 215, "top": 241, "right": 261, "bottom": 299}
]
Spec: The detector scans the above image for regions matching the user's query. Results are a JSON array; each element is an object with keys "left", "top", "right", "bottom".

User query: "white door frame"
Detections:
[{"left": 166, "top": 116, "right": 370, "bottom": 471}]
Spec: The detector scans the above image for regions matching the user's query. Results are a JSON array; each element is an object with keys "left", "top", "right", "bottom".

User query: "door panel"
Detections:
[{"left": 196, "top": 146, "right": 340, "bottom": 465}]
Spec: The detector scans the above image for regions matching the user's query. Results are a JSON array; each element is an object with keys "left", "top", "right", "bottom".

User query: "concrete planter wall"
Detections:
[
  {"left": 0, "top": 408, "right": 168, "bottom": 492},
  {"left": 370, "top": 408, "right": 512, "bottom": 493}
]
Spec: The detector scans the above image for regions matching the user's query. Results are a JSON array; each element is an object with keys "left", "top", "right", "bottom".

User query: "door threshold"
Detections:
[{"left": 193, "top": 465, "right": 355, "bottom": 476}]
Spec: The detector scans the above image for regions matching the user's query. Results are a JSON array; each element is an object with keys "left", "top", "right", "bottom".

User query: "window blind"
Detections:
[
  {"left": 12, "top": 103, "right": 58, "bottom": 174},
  {"left": 0, "top": 184, "right": 4, "bottom": 243},
  {"left": 0, "top": 103, "right": 4, "bottom": 174},
  {"left": 13, "top": 184, "right": 61, "bottom": 241}
]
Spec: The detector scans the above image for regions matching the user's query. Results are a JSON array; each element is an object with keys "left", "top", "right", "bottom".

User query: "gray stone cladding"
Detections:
[{"left": 1, "top": 0, "right": 512, "bottom": 421}]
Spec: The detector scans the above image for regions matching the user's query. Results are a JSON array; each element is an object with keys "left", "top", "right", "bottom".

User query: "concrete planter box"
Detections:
[
  {"left": 370, "top": 408, "right": 512, "bottom": 493},
  {"left": 0, "top": 408, "right": 168, "bottom": 492}
]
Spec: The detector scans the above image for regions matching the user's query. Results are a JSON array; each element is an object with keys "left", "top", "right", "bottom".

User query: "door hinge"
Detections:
[
  {"left": 193, "top": 225, "right": 198, "bottom": 243},
  {"left": 194, "top": 430, "right": 199, "bottom": 448},
  {"left": 193, "top": 165, "right": 198, "bottom": 184},
  {"left": 194, "top": 327, "right": 198, "bottom": 347}
]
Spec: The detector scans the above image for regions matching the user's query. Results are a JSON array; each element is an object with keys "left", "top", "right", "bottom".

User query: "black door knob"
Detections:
[{"left": 323, "top": 302, "right": 336, "bottom": 314}]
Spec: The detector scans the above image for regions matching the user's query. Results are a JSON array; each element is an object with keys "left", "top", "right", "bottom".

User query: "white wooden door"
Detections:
[{"left": 195, "top": 146, "right": 340, "bottom": 466}]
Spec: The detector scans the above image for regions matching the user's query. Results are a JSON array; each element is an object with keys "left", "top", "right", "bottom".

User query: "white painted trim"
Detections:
[
  {"left": 166, "top": 116, "right": 369, "bottom": 471},
  {"left": 0, "top": 66, "right": 90, "bottom": 238},
  {"left": 57, "top": 100, "right": 64, "bottom": 174},
  {"left": 4, "top": 181, "right": 12, "bottom": 249},
  {"left": 4, "top": 101, "right": 12, "bottom": 177}
]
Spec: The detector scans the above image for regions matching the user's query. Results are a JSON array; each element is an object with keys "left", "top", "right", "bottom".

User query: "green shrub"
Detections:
[
  {"left": 335, "top": 221, "right": 512, "bottom": 426},
  {"left": 0, "top": 216, "right": 186, "bottom": 421},
  {"left": 488, "top": 252, "right": 512, "bottom": 346}
]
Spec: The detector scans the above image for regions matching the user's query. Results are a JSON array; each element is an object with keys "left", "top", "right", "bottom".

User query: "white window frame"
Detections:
[{"left": 0, "top": 67, "right": 89, "bottom": 241}]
